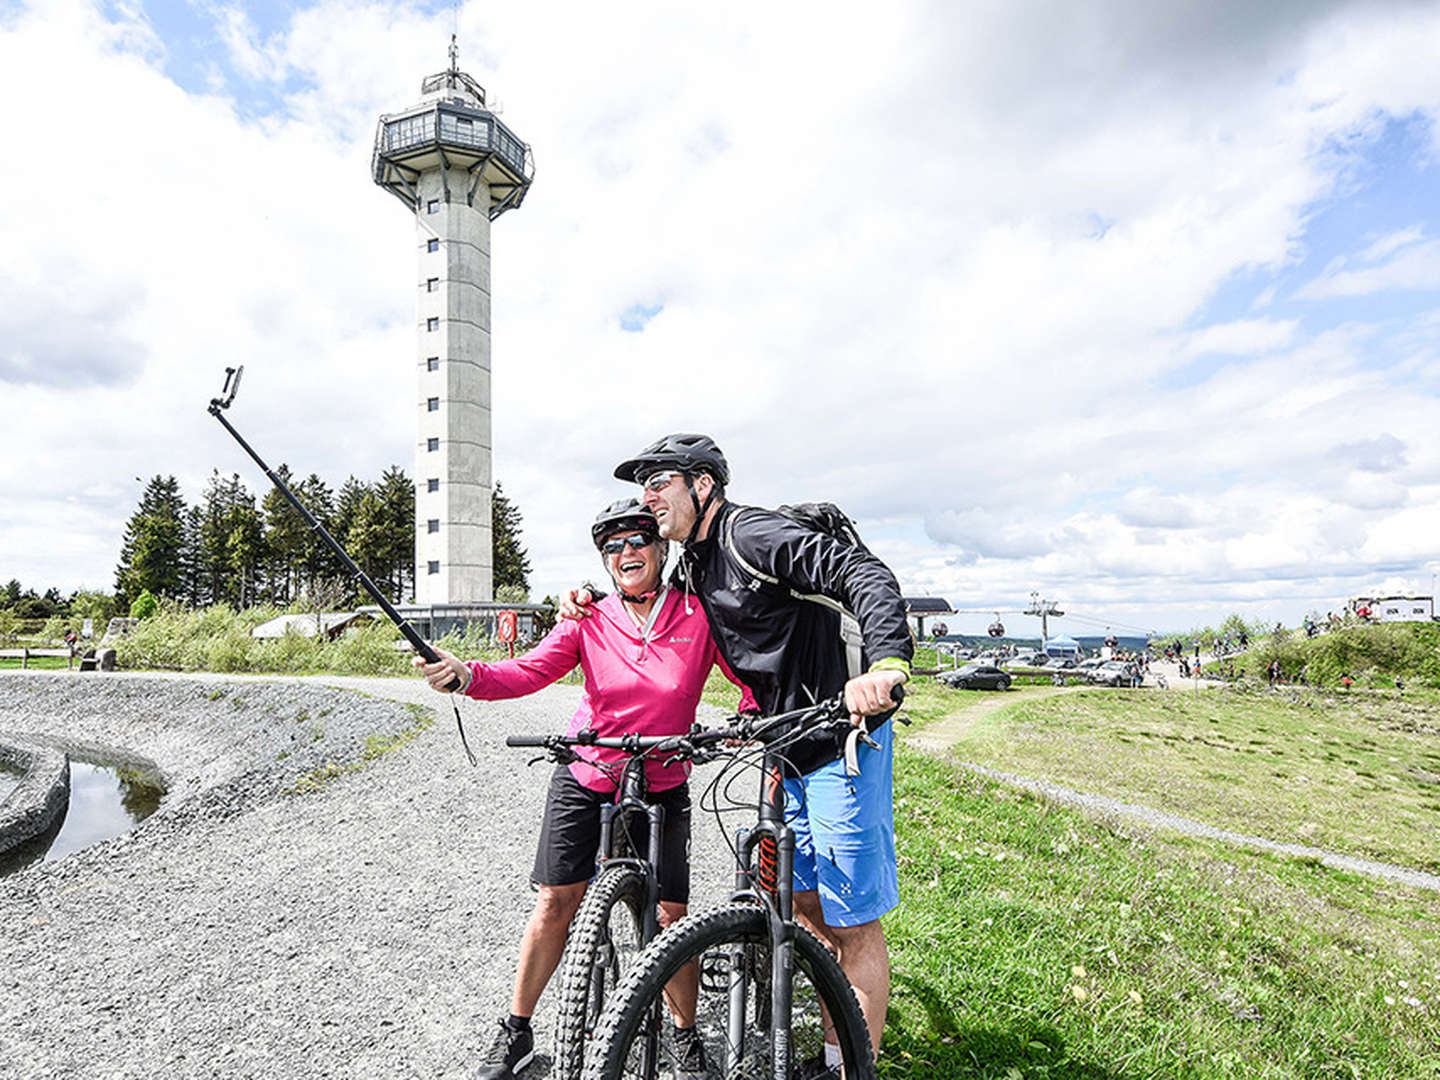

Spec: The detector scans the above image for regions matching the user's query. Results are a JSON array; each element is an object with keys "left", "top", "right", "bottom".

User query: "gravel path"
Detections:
[{"left": 0, "top": 671, "right": 744, "bottom": 1080}]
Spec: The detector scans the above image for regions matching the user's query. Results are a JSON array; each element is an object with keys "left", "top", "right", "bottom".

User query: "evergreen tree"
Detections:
[
  {"left": 293, "top": 473, "right": 338, "bottom": 602},
  {"left": 114, "top": 476, "right": 187, "bottom": 610},
  {"left": 179, "top": 506, "right": 205, "bottom": 607},
  {"left": 492, "top": 482, "right": 531, "bottom": 599},
  {"left": 345, "top": 491, "right": 394, "bottom": 601},
  {"left": 261, "top": 464, "right": 307, "bottom": 604},
  {"left": 376, "top": 466, "right": 415, "bottom": 602},
  {"left": 332, "top": 477, "right": 371, "bottom": 606},
  {"left": 199, "top": 472, "right": 264, "bottom": 608}
]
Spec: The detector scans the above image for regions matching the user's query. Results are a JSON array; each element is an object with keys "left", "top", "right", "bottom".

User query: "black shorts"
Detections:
[{"left": 532, "top": 765, "right": 693, "bottom": 904}]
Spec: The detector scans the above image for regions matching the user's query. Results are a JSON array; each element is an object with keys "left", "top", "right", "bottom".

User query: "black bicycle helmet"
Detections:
[
  {"left": 613, "top": 433, "right": 730, "bottom": 485},
  {"left": 591, "top": 498, "right": 660, "bottom": 550}
]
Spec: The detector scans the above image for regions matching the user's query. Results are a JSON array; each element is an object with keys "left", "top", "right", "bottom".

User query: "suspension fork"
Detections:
[{"left": 725, "top": 754, "right": 797, "bottom": 1079}]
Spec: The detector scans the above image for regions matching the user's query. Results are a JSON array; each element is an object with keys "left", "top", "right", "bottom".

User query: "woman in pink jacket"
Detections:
[{"left": 418, "top": 498, "right": 754, "bottom": 1080}]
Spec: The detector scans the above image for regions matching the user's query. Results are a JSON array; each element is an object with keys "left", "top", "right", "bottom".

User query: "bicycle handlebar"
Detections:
[{"left": 503, "top": 684, "right": 906, "bottom": 762}]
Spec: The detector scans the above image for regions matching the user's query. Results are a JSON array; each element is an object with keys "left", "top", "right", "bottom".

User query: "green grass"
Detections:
[
  {"left": 0, "top": 655, "right": 73, "bottom": 670},
  {"left": 881, "top": 745, "right": 1440, "bottom": 1079},
  {"left": 291, "top": 702, "right": 435, "bottom": 793},
  {"left": 1215, "top": 622, "right": 1440, "bottom": 689},
  {"left": 917, "top": 683, "right": 1440, "bottom": 874}
]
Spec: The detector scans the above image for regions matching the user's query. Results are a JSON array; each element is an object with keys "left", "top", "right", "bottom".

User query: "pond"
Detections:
[{"left": 0, "top": 755, "right": 165, "bottom": 877}]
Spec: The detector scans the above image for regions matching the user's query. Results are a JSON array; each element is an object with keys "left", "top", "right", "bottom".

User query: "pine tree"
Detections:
[
  {"left": 332, "top": 477, "right": 371, "bottom": 606},
  {"left": 293, "top": 474, "right": 338, "bottom": 603},
  {"left": 492, "top": 482, "right": 531, "bottom": 599},
  {"left": 115, "top": 476, "right": 187, "bottom": 610},
  {"left": 199, "top": 472, "right": 264, "bottom": 608},
  {"left": 376, "top": 466, "right": 415, "bottom": 602},
  {"left": 261, "top": 464, "right": 307, "bottom": 604}
]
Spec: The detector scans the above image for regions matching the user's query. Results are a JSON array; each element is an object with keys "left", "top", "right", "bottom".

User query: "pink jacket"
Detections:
[{"left": 465, "top": 588, "right": 756, "bottom": 793}]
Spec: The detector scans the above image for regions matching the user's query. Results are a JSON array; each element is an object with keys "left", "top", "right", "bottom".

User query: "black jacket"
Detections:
[{"left": 678, "top": 501, "right": 913, "bottom": 774}]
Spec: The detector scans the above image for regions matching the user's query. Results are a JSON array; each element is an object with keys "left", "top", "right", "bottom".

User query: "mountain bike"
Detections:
[
  {"left": 505, "top": 727, "right": 731, "bottom": 1080},
  {"left": 581, "top": 690, "right": 904, "bottom": 1080}
]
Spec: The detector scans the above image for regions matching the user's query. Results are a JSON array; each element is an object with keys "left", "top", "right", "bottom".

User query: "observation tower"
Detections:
[{"left": 372, "top": 40, "right": 533, "bottom": 606}]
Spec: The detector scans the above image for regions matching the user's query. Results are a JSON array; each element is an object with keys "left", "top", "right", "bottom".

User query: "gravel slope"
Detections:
[{"left": 0, "top": 671, "right": 743, "bottom": 1080}]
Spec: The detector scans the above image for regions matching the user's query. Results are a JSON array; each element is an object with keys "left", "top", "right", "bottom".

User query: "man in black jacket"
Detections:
[{"left": 569, "top": 433, "right": 912, "bottom": 1071}]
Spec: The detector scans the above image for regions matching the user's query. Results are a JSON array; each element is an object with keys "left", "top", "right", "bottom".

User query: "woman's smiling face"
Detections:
[{"left": 603, "top": 529, "right": 662, "bottom": 594}]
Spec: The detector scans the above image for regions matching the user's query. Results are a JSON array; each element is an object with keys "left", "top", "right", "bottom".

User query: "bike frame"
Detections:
[
  {"left": 596, "top": 752, "right": 666, "bottom": 945},
  {"left": 725, "top": 743, "right": 800, "bottom": 1080}
]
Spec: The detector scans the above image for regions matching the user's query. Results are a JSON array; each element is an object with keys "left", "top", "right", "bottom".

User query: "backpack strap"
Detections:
[{"left": 722, "top": 508, "right": 865, "bottom": 679}]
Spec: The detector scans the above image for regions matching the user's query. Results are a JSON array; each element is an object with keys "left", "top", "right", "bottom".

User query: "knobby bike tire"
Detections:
[
  {"left": 554, "top": 865, "right": 649, "bottom": 1080},
  {"left": 582, "top": 903, "right": 873, "bottom": 1080}
]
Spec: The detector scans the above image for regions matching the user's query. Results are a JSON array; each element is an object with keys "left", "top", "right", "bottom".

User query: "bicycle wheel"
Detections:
[
  {"left": 555, "top": 865, "right": 649, "bottom": 1080},
  {"left": 583, "top": 903, "right": 873, "bottom": 1080}
]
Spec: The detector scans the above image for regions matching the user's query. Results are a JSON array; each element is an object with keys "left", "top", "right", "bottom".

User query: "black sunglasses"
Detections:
[{"left": 601, "top": 535, "right": 656, "bottom": 555}]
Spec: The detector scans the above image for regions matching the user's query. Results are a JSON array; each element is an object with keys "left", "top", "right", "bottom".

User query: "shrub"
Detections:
[{"left": 129, "top": 590, "right": 158, "bottom": 619}]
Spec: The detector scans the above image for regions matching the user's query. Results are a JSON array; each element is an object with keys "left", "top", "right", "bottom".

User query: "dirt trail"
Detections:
[{"left": 904, "top": 684, "right": 1078, "bottom": 754}]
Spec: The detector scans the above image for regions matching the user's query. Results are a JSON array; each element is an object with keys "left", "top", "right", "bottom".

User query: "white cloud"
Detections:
[{"left": 1295, "top": 232, "right": 1440, "bottom": 299}]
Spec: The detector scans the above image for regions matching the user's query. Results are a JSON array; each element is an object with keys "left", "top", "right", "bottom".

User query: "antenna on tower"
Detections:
[{"left": 449, "top": 32, "right": 459, "bottom": 76}]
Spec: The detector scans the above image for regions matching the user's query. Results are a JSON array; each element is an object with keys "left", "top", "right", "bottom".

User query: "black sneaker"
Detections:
[
  {"left": 473, "top": 1018, "right": 535, "bottom": 1080},
  {"left": 671, "top": 1024, "right": 708, "bottom": 1080},
  {"left": 792, "top": 1051, "right": 841, "bottom": 1080}
]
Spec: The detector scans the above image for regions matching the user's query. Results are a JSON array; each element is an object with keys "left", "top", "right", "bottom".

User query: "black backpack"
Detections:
[{"left": 721, "top": 502, "right": 869, "bottom": 677}]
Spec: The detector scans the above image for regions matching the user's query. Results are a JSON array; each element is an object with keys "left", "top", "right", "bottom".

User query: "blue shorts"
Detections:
[{"left": 784, "top": 719, "right": 898, "bottom": 927}]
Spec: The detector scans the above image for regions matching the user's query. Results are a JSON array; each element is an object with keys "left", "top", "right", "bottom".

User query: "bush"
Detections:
[
  {"left": 113, "top": 599, "right": 411, "bottom": 676},
  {"left": 129, "top": 590, "right": 158, "bottom": 619},
  {"left": 1231, "top": 621, "right": 1440, "bottom": 689}
]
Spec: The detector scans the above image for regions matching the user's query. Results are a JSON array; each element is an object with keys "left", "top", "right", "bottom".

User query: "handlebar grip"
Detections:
[
  {"left": 505, "top": 735, "right": 551, "bottom": 747},
  {"left": 890, "top": 683, "right": 905, "bottom": 706}
]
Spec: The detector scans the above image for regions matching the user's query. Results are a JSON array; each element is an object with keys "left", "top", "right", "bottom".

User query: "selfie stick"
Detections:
[{"left": 206, "top": 366, "right": 464, "bottom": 694}]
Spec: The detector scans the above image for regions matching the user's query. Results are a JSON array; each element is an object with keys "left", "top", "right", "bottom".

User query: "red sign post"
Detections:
[{"left": 497, "top": 610, "right": 518, "bottom": 658}]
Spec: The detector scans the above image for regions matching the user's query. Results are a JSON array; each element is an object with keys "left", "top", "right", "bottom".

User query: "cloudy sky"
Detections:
[{"left": 2, "top": 0, "right": 1438, "bottom": 637}]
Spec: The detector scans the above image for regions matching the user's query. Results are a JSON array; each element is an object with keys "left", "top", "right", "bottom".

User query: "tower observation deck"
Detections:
[{"left": 372, "top": 45, "right": 533, "bottom": 605}]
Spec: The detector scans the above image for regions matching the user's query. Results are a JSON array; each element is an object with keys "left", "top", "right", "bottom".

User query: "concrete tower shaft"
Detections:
[{"left": 372, "top": 54, "right": 532, "bottom": 605}]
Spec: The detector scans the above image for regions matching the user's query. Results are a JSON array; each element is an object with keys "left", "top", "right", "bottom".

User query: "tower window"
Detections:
[
  {"left": 427, "top": 317, "right": 439, "bottom": 331},
  {"left": 427, "top": 519, "right": 439, "bottom": 534},
  {"left": 427, "top": 199, "right": 439, "bottom": 214},
  {"left": 427, "top": 561, "right": 440, "bottom": 575},
  {"left": 427, "top": 238, "right": 439, "bottom": 253},
  {"left": 427, "top": 437, "right": 439, "bottom": 452},
  {"left": 427, "top": 278, "right": 439, "bottom": 292},
  {"left": 427, "top": 397, "right": 439, "bottom": 412},
  {"left": 427, "top": 478, "right": 439, "bottom": 492},
  {"left": 426, "top": 357, "right": 439, "bottom": 371}
]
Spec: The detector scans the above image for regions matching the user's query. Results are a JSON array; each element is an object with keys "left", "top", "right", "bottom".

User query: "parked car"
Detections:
[
  {"left": 1048, "top": 657, "right": 1079, "bottom": 670},
  {"left": 1075, "top": 658, "right": 1105, "bottom": 673},
  {"left": 939, "top": 664, "right": 1012, "bottom": 691},
  {"left": 1089, "top": 661, "right": 1138, "bottom": 687}
]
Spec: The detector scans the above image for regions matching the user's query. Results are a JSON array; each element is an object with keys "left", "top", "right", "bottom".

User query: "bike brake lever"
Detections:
[{"left": 843, "top": 727, "right": 882, "bottom": 778}]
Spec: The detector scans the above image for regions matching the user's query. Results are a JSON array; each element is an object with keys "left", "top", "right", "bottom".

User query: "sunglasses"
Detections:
[
  {"left": 640, "top": 469, "right": 684, "bottom": 493},
  {"left": 601, "top": 534, "right": 656, "bottom": 555}
]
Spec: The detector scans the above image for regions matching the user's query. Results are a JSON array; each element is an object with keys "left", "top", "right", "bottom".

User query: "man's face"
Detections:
[{"left": 641, "top": 469, "right": 704, "bottom": 540}]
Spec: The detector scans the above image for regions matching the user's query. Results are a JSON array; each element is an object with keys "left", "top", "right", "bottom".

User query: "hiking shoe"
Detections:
[
  {"left": 671, "top": 1024, "right": 708, "bottom": 1079},
  {"left": 792, "top": 1051, "right": 841, "bottom": 1080},
  {"left": 473, "top": 1018, "right": 535, "bottom": 1080}
]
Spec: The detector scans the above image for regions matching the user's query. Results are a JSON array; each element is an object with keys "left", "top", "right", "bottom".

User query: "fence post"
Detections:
[{"left": 21, "top": 646, "right": 28, "bottom": 669}]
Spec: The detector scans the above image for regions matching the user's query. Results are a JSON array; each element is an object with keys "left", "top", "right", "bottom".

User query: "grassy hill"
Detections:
[{"left": 1212, "top": 621, "right": 1440, "bottom": 689}]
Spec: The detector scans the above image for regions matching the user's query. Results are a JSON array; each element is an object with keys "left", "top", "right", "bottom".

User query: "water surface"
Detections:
[{"left": 0, "top": 754, "right": 165, "bottom": 876}]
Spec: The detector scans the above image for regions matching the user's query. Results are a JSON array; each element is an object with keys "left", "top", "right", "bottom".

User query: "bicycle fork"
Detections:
[{"left": 725, "top": 758, "right": 798, "bottom": 1080}]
